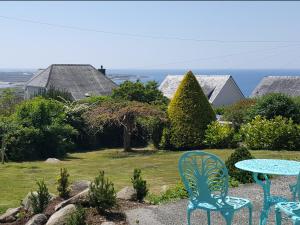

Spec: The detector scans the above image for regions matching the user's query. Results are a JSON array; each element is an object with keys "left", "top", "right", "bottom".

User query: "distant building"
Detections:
[
  {"left": 159, "top": 75, "right": 244, "bottom": 106},
  {"left": 25, "top": 64, "right": 117, "bottom": 100},
  {"left": 251, "top": 76, "right": 300, "bottom": 97}
]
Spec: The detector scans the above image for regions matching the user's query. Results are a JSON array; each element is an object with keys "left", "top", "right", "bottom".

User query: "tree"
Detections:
[
  {"left": 249, "top": 93, "right": 300, "bottom": 123},
  {"left": 84, "top": 100, "right": 166, "bottom": 151},
  {"left": 0, "top": 88, "right": 22, "bottom": 116},
  {"left": 167, "top": 71, "right": 216, "bottom": 149},
  {"left": 112, "top": 80, "right": 168, "bottom": 106}
]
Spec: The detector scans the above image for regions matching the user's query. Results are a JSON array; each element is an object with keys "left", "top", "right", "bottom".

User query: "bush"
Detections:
[
  {"left": 225, "top": 147, "right": 254, "bottom": 184},
  {"left": 35, "top": 86, "right": 73, "bottom": 102},
  {"left": 223, "top": 99, "right": 256, "bottom": 129},
  {"left": 66, "top": 207, "right": 86, "bottom": 225},
  {"left": 250, "top": 93, "right": 300, "bottom": 123},
  {"left": 167, "top": 71, "right": 216, "bottom": 149},
  {"left": 204, "top": 121, "right": 235, "bottom": 148},
  {"left": 240, "top": 116, "right": 300, "bottom": 150},
  {"left": 57, "top": 168, "right": 70, "bottom": 199},
  {"left": 0, "top": 88, "right": 22, "bottom": 116},
  {"left": 131, "top": 169, "right": 148, "bottom": 202},
  {"left": 148, "top": 182, "right": 188, "bottom": 205},
  {"left": 29, "top": 180, "right": 51, "bottom": 214},
  {"left": 4, "top": 97, "right": 77, "bottom": 161},
  {"left": 88, "top": 171, "right": 116, "bottom": 212}
]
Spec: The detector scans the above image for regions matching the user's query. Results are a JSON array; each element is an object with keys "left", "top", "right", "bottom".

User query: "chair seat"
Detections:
[
  {"left": 276, "top": 202, "right": 300, "bottom": 217},
  {"left": 189, "top": 196, "right": 251, "bottom": 211}
]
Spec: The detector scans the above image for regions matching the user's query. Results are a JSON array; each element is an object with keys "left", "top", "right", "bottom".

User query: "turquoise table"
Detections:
[{"left": 235, "top": 159, "right": 300, "bottom": 225}]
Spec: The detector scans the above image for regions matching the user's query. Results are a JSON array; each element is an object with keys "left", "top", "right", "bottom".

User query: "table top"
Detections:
[{"left": 235, "top": 159, "right": 300, "bottom": 176}]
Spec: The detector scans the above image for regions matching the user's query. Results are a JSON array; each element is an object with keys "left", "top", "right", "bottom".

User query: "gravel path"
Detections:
[{"left": 126, "top": 176, "right": 296, "bottom": 225}]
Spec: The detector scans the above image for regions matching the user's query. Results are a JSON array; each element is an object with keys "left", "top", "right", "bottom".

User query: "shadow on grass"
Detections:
[{"left": 106, "top": 148, "right": 158, "bottom": 159}]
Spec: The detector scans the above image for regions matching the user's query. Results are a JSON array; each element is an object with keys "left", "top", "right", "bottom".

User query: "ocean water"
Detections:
[{"left": 1, "top": 69, "right": 300, "bottom": 97}]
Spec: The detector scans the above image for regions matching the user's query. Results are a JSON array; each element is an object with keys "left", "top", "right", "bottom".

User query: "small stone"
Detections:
[
  {"left": 101, "top": 222, "right": 116, "bottom": 225},
  {"left": 25, "top": 214, "right": 47, "bottom": 225},
  {"left": 0, "top": 207, "right": 20, "bottom": 223},
  {"left": 46, "top": 204, "right": 76, "bottom": 225},
  {"left": 116, "top": 186, "right": 136, "bottom": 200},
  {"left": 55, "top": 189, "right": 89, "bottom": 211},
  {"left": 45, "top": 158, "right": 60, "bottom": 163}
]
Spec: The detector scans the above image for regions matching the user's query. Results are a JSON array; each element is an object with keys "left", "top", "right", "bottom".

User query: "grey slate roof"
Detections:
[
  {"left": 26, "top": 64, "right": 117, "bottom": 100},
  {"left": 159, "top": 75, "right": 235, "bottom": 103},
  {"left": 251, "top": 76, "right": 300, "bottom": 97}
]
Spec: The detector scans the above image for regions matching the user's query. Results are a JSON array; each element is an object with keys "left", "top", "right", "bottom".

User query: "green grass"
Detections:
[{"left": 1, "top": 149, "right": 300, "bottom": 213}]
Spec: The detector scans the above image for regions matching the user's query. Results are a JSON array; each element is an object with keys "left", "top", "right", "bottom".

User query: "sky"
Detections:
[{"left": 1, "top": 1, "right": 300, "bottom": 69}]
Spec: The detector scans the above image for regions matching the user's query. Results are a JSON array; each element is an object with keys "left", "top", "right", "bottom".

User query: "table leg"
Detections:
[{"left": 253, "top": 173, "right": 271, "bottom": 225}]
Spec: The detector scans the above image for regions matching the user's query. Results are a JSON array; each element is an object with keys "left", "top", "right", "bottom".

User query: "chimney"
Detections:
[{"left": 98, "top": 65, "right": 106, "bottom": 75}]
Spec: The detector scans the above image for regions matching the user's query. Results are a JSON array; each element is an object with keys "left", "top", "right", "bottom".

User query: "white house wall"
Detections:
[
  {"left": 212, "top": 78, "right": 244, "bottom": 106},
  {"left": 24, "top": 86, "right": 45, "bottom": 99}
]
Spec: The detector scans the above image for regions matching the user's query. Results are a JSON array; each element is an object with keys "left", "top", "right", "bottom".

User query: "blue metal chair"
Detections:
[
  {"left": 178, "top": 151, "right": 252, "bottom": 225},
  {"left": 275, "top": 172, "right": 300, "bottom": 225}
]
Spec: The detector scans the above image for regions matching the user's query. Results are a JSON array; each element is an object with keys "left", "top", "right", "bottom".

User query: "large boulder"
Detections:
[
  {"left": 25, "top": 214, "right": 47, "bottom": 225},
  {"left": 69, "top": 180, "right": 90, "bottom": 196},
  {"left": 46, "top": 204, "right": 76, "bottom": 225},
  {"left": 22, "top": 192, "right": 56, "bottom": 211},
  {"left": 55, "top": 189, "right": 89, "bottom": 211},
  {"left": 116, "top": 186, "right": 136, "bottom": 201},
  {"left": 0, "top": 207, "right": 21, "bottom": 223}
]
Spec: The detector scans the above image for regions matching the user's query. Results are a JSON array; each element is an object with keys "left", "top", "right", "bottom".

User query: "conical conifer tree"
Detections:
[{"left": 168, "top": 71, "right": 216, "bottom": 149}]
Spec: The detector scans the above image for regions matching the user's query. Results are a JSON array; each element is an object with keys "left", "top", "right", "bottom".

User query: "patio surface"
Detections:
[{"left": 126, "top": 176, "right": 296, "bottom": 225}]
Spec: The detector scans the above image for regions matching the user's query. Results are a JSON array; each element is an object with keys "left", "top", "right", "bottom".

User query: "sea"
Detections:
[{"left": 1, "top": 68, "right": 300, "bottom": 97}]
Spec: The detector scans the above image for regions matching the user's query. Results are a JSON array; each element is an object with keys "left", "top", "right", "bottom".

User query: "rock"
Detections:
[
  {"left": 45, "top": 158, "right": 60, "bottom": 163},
  {"left": 55, "top": 189, "right": 89, "bottom": 211},
  {"left": 46, "top": 204, "right": 76, "bottom": 225},
  {"left": 25, "top": 214, "right": 47, "bottom": 225},
  {"left": 116, "top": 186, "right": 136, "bottom": 200},
  {"left": 101, "top": 222, "right": 116, "bottom": 225},
  {"left": 0, "top": 207, "right": 21, "bottom": 223},
  {"left": 69, "top": 180, "right": 90, "bottom": 196},
  {"left": 22, "top": 192, "right": 56, "bottom": 211}
]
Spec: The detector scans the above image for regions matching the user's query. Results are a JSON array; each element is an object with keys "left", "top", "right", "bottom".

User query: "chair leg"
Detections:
[
  {"left": 187, "top": 208, "right": 192, "bottom": 225},
  {"left": 221, "top": 211, "right": 234, "bottom": 225},
  {"left": 275, "top": 207, "right": 282, "bottom": 225},
  {"left": 207, "top": 211, "right": 211, "bottom": 225},
  {"left": 248, "top": 204, "right": 253, "bottom": 225}
]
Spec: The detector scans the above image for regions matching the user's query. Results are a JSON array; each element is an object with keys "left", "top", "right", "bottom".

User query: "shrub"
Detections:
[
  {"left": 57, "top": 168, "right": 70, "bottom": 199},
  {"left": 204, "top": 121, "right": 235, "bottom": 148},
  {"left": 167, "top": 71, "right": 216, "bottom": 149},
  {"left": 148, "top": 182, "right": 188, "bottom": 205},
  {"left": 131, "top": 169, "right": 148, "bottom": 202},
  {"left": 0, "top": 88, "right": 22, "bottom": 116},
  {"left": 250, "top": 93, "right": 300, "bottom": 123},
  {"left": 66, "top": 207, "right": 86, "bottom": 225},
  {"left": 4, "top": 97, "right": 77, "bottom": 161},
  {"left": 29, "top": 180, "right": 51, "bottom": 214},
  {"left": 35, "top": 86, "right": 73, "bottom": 102},
  {"left": 223, "top": 99, "right": 256, "bottom": 129},
  {"left": 88, "top": 171, "right": 116, "bottom": 212},
  {"left": 240, "top": 116, "right": 300, "bottom": 150},
  {"left": 225, "top": 147, "right": 254, "bottom": 184}
]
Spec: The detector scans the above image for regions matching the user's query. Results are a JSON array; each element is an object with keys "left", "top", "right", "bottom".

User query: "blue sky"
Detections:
[{"left": 1, "top": 1, "right": 300, "bottom": 69}]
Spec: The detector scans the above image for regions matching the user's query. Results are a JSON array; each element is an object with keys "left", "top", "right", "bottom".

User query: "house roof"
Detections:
[
  {"left": 251, "top": 76, "right": 300, "bottom": 97},
  {"left": 159, "top": 75, "right": 237, "bottom": 103},
  {"left": 26, "top": 64, "right": 118, "bottom": 100}
]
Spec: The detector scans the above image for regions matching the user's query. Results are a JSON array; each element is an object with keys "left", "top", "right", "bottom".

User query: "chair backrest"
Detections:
[{"left": 178, "top": 151, "right": 229, "bottom": 208}]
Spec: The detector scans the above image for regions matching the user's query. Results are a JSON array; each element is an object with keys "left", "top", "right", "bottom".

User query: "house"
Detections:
[
  {"left": 159, "top": 75, "right": 244, "bottom": 106},
  {"left": 25, "top": 64, "right": 118, "bottom": 100},
  {"left": 251, "top": 76, "right": 300, "bottom": 97}
]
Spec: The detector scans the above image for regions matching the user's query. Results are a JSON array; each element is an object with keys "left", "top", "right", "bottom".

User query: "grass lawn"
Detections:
[{"left": 1, "top": 148, "right": 300, "bottom": 213}]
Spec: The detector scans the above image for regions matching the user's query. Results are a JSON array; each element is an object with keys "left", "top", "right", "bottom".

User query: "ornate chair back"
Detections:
[{"left": 178, "top": 151, "right": 229, "bottom": 209}]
